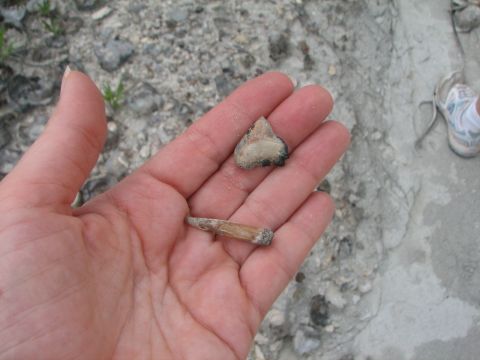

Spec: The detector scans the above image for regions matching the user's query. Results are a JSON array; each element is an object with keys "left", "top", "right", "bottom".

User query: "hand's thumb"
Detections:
[{"left": 2, "top": 69, "right": 107, "bottom": 208}]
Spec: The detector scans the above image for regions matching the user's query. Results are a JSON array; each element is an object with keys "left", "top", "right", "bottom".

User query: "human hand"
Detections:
[{"left": 0, "top": 70, "right": 349, "bottom": 360}]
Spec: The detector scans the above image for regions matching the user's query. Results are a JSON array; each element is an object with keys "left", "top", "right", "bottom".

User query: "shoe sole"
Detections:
[{"left": 447, "top": 130, "right": 480, "bottom": 158}]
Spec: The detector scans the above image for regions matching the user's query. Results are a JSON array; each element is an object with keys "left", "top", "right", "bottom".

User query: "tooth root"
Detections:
[
  {"left": 234, "top": 116, "right": 289, "bottom": 170},
  {"left": 186, "top": 216, "right": 273, "bottom": 246}
]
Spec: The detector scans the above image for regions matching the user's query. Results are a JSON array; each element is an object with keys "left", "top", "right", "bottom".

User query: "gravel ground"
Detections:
[{"left": 2, "top": 1, "right": 480, "bottom": 359}]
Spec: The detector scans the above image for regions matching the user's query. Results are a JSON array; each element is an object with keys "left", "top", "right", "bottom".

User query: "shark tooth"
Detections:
[{"left": 234, "top": 116, "right": 289, "bottom": 170}]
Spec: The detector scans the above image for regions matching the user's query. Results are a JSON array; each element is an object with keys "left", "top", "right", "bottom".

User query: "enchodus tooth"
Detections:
[
  {"left": 185, "top": 216, "right": 274, "bottom": 246},
  {"left": 234, "top": 116, "right": 289, "bottom": 170}
]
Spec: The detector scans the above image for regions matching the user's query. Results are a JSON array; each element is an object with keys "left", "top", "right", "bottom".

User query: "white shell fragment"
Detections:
[
  {"left": 234, "top": 116, "right": 289, "bottom": 169},
  {"left": 186, "top": 216, "right": 273, "bottom": 246}
]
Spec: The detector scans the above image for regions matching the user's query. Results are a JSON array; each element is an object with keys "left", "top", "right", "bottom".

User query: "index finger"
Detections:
[{"left": 137, "top": 72, "right": 294, "bottom": 198}]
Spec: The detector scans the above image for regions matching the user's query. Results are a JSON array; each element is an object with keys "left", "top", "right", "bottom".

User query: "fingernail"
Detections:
[
  {"left": 63, "top": 65, "right": 71, "bottom": 79},
  {"left": 287, "top": 74, "right": 298, "bottom": 88},
  {"left": 324, "top": 86, "right": 335, "bottom": 103},
  {"left": 60, "top": 65, "right": 71, "bottom": 97}
]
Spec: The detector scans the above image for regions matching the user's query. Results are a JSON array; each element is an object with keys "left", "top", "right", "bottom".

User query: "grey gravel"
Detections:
[
  {"left": 126, "top": 3, "right": 146, "bottom": 14},
  {"left": 7, "top": 75, "right": 56, "bottom": 112},
  {"left": 91, "top": 6, "right": 113, "bottom": 21},
  {"left": 0, "top": 123, "right": 11, "bottom": 150},
  {"left": 455, "top": 3, "right": 480, "bottom": 31},
  {"left": 214, "top": 73, "right": 237, "bottom": 98},
  {"left": 74, "top": 0, "right": 102, "bottom": 11},
  {"left": 26, "top": 0, "right": 49, "bottom": 13},
  {"left": 94, "top": 38, "right": 135, "bottom": 72},
  {"left": 167, "top": 6, "right": 189, "bottom": 23},
  {"left": 0, "top": 65, "right": 13, "bottom": 93},
  {"left": 126, "top": 82, "right": 162, "bottom": 115},
  {"left": 293, "top": 329, "right": 321, "bottom": 355},
  {"left": 268, "top": 32, "right": 290, "bottom": 62},
  {"left": 0, "top": 6, "right": 26, "bottom": 29}
]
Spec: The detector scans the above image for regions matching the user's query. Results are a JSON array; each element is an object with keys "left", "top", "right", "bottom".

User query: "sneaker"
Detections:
[{"left": 435, "top": 76, "right": 480, "bottom": 157}]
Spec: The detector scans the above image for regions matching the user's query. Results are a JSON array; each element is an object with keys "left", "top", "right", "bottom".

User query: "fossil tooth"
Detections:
[
  {"left": 234, "top": 116, "right": 289, "bottom": 170},
  {"left": 186, "top": 216, "right": 273, "bottom": 246}
]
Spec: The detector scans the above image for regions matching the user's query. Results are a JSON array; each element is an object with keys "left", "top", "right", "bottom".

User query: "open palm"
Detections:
[{"left": 0, "top": 71, "right": 349, "bottom": 360}]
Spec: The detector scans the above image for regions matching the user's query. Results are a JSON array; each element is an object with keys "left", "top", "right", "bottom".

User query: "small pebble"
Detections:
[
  {"left": 94, "top": 39, "right": 135, "bottom": 72},
  {"left": 92, "top": 6, "right": 113, "bottom": 21},
  {"left": 0, "top": 6, "right": 26, "bottom": 29},
  {"left": 127, "top": 82, "right": 161, "bottom": 115},
  {"left": 0, "top": 123, "right": 12, "bottom": 150},
  {"left": 324, "top": 324, "right": 335, "bottom": 333},
  {"left": 107, "top": 121, "right": 118, "bottom": 132},
  {"left": 74, "top": 0, "right": 102, "bottom": 11},
  {"left": 254, "top": 346, "right": 266, "bottom": 360},
  {"left": 7, "top": 75, "right": 55, "bottom": 112},
  {"left": 27, "top": 0, "right": 51, "bottom": 12},
  {"left": 325, "top": 284, "right": 347, "bottom": 309},
  {"left": 270, "top": 340, "right": 283, "bottom": 353},
  {"left": 254, "top": 333, "right": 268, "bottom": 345},
  {"left": 214, "top": 74, "right": 236, "bottom": 98},
  {"left": 234, "top": 34, "right": 248, "bottom": 44},
  {"left": 293, "top": 329, "right": 321, "bottom": 355},
  {"left": 267, "top": 309, "right": 285, "bottom": 328},
  {"left": 371, "top": 131, "right": 382, "bottom": 140},
  {"left": 328, "top": 64, "right": 337, "bottom": 76},
  {"left": 295, "top": 272, "right": 306, "bottom": 283},
  {"left": 268, "top": 32, "right": 290, "bottom": 62},
  {"left": 358, "top": 281, "right": 372, "bottom": 294},
  {"left": 140, "top": 145, "right": 150, "bottom": 159},
  {"left": 310, "top": 295, "right": 329, "bottom": 326},
  {"left": 167, "top": 7, "right": 189, "bottom": 23},
  {"left": 455, "top": 4, "right": 480, "bottom": 31}
]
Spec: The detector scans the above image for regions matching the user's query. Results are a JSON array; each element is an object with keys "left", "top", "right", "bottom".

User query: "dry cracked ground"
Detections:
[{"left": 1, "top": 0, "right": 480, "bottom": 359}]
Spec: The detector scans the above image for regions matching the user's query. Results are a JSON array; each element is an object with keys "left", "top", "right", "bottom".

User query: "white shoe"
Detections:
[{"left": 436, "top": 82, "right": 480, "bottom": 157}]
